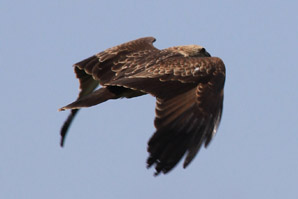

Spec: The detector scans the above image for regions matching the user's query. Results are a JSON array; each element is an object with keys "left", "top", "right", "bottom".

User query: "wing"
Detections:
[
  {"left": 106, "top": 56, "right": 226, "bottom": 175},
  {"left": 70, "top": 36, "right": 159, "bottom": 105},
  {"left": 148, "top": 76, "right": 224, "bottom": 175},
  {"left": 60, "top": 37, "right": 159, "bottom": 146},
  {"left": 60, "top": 67, "right": 99, "bottom": 146},
  {"left": 107, "top": 57, "right": 225, "bottom": 98},
  {"left": 74, "top": 36, "right": 159, "bottom": 85}
]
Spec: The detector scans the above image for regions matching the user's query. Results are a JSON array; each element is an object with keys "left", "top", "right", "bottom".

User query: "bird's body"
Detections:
[{"left": 59, "top": 37, "right": 226, "bottom": 175}]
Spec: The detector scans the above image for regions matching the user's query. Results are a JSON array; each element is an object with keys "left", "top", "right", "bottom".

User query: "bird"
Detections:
[{"left": 59, "top": 37, "right": 226, "bottom": 175}]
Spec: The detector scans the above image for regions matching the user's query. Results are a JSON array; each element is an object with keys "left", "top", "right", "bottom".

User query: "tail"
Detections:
[
  {"left": 60, "top": 109, "right": 79, "bottom": 147},
  {"left": 59, "top": 87, "right": 119, "bottom": 146},
  {"left": 59, "top": 87, "right": 118, "bottom": 111}
]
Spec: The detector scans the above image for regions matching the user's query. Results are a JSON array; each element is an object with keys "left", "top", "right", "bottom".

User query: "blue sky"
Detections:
[{"left": 1, "top": 1, "right": 297, "bottom": 198}]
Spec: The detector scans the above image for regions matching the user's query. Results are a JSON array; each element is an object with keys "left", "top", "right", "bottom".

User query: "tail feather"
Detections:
[
  {"left": 59, "top": 87, "right": 118, "bottom": 111},
  {"left": 59, "top": 87, "right": 118, "bottom": 147},
  {"left": 60, "top": 109, "right": 79, "bottom": 147}
]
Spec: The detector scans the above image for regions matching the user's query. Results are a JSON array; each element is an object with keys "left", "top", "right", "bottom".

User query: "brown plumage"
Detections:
[{"left": 59, "top": 37, "right": 226, "bottom": 175}]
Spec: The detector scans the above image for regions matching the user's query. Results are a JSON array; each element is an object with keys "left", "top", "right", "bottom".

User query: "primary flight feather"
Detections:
[{"left": 59, "top": 37, "right": 226, "bottom": 175}]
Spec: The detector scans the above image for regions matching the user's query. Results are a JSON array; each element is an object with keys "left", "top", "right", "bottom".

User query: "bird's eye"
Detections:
[{"left": 201, "top": 48, "right": 206, "bottom": 53}]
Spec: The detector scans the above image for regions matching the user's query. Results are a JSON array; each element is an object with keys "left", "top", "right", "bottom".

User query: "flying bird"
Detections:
[{"left": 59, "top": 37, "right": 226, "bottom": 175}]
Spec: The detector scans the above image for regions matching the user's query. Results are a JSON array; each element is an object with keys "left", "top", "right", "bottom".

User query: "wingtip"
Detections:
[
  {"left": 153, "top": 171, "right": 160, "bottom": 177},
  {"left": 146, "top": 157, "right": 163, "bottom": 176},
  {"left": 183, "top": 159, "right": 191, "bottom": 169}
]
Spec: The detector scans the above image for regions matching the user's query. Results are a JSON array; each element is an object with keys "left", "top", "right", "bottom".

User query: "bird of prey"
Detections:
[{"left": 59, "top": 37, "right": 226, "bottom": 175}]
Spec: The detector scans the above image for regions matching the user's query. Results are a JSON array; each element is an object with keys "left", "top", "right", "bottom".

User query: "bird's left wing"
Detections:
[
  {"left": 107, "top": 56, "right": 226, "bottom": 175},
  {"left": 148, "top": 73, "right": 224, "bottom": 175}
]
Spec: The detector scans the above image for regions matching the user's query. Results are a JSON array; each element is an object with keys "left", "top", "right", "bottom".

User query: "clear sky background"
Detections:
[{"left": 1, "top": 1, "right": 297, "bottom": 199}]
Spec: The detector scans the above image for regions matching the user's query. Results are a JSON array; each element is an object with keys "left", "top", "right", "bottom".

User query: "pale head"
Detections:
[{"left": 167, "top": 45, "right": 211, "bottom": 57}]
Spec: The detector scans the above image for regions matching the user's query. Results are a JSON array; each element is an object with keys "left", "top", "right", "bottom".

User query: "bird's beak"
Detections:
[{"left": 205, "top": 51, "right": 211, "bottom": 57}]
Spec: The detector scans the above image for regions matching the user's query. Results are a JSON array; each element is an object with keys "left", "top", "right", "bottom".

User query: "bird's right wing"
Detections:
[
  {"left": 60, "top": 37, "right": 159, "bottom": 146},
  {"left": 74, "top": 37, "right": 159, "bottom": 85},
  {"left": 60, "top": 67, "right": 99, "bottom": 146}
]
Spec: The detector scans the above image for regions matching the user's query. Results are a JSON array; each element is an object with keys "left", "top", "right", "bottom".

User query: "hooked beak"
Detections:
[{"left": 205, "top": 51, "right": 211, "bottom": 57}]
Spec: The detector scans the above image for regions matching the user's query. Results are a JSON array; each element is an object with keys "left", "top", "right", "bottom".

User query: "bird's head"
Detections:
[
  {"left": 182, "top": 45, "right": 211, "bottom": 57},
  {"left": 169, "top": 45, "right": 211, "bottom": 57}
]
